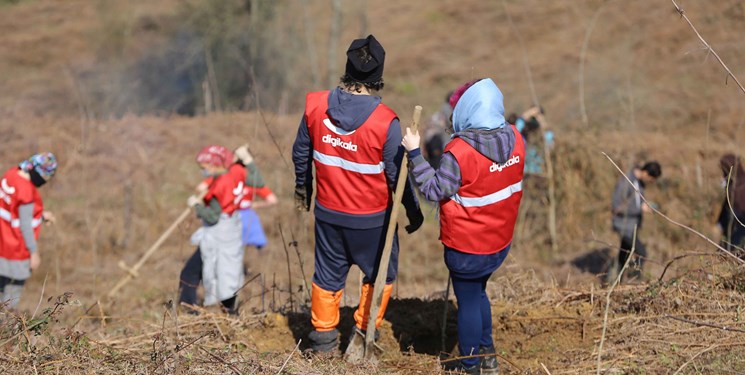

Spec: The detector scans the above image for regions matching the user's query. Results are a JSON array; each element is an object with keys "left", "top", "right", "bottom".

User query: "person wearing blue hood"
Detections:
[
  {"left": 402, "top": 78, "right": 525, "bottom": 374},
  {"left": 292, "top": 34, "right": 423, "bottom": 354}
]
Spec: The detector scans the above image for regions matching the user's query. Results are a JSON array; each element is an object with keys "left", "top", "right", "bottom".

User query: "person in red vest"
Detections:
[
  {"left": 0, "top": 152, "right": 57, "bottom": 310},
  {"left": 292, "top": 34, "right": 423, "bottom": 354},
  {"left": 180, "top": 145, "right": 245, "bottom": 315},
  {"left": 402, "top": 78, "right": 524, "bottom": 374}
]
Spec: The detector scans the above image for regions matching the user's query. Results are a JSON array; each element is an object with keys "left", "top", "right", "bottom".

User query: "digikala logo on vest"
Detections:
[
  {"left": 322, "top": 134, "right": 358, "bottom": 152},
  {"left": 489, "top": 155, "right": 520, "bottom": 173}
]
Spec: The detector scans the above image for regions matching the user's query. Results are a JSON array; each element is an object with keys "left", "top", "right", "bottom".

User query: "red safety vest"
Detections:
[
  {"left": 203, "top": 164, "right": 246, "bottom": 215},
  {"left": 0, "top": 168, "right": 44, "bottom": 261},
  {"left": 239, "top": 186, "right": 273, "bottom": 209},
  {"left": 305, "top": 91, "right": 398, "bottom": 215},
  {"left": 439, "top": 125, "right": 525, "bottom": 254}
]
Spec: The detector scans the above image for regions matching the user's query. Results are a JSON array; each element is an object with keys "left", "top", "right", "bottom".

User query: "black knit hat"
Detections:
[{"left": 345, "top": 34, "right": 385, "bottom": 83}]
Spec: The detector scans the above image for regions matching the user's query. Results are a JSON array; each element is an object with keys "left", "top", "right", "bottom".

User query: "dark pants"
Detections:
[
  {"left": 0, "top": 276, "right": 25, "bottom": 309},
  {"left": 445, "top": 246, "right": 510, "bottom": 368},
  {"left": 178, "top": 247, "right": 237, "bottom": 312},
  {"left": 618, "top": 234, "right": 647, "bottom": 277},
  {"left": 451, "top": 274, "right": 494, "bottom": 368},
  {"left": 719, "top": 205, "right": 745, "bottom": 252},
  {"left": 312, "top": 219, "right": 398, "bottom": 292}
]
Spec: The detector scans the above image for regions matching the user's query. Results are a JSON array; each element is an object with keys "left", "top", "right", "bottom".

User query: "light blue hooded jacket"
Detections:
[
  {"left": 450, "top": 78, "right": 515, "bottom": 164},
  {"left": 452, "top": 78, "right": 506, "bottom": 133}
]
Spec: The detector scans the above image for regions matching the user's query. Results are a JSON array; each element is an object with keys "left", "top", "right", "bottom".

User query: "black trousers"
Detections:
[
  {"left": 178, "top": 247, "right": 237, "bottom": 312},
  {"left": 618, "top": 234, "right": 647, "bottom": 276}
]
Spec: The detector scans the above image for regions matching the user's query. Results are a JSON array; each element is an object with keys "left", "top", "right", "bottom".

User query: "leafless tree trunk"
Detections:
[
  {"left": 205, "top": 45, "right": 222, "bottom": 112},
  {"left": 358, "top": 0, "right": 368, "bottom": 37},
  {"left": 327, "top": 0, "right": 343, "bottom": 88},
  {"left": 302, "top": 1, "right": 321, "bottom": 87}
]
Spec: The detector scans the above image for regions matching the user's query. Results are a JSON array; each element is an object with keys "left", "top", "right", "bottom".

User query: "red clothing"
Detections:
[
  {"left": 239, "top": 186, "right": 274, "bottom": 209},
  {"left": 439, "top": 126, "right": 525, "bottom": 254},
  {"left": 0, "top": 168, "right": 44, "bottom": 260},
  {"left": 203, "top": 164, "right": 246, "bottom": 215},
  {"left": 305, "top": 90, "right": 397, "bottom": 215}
]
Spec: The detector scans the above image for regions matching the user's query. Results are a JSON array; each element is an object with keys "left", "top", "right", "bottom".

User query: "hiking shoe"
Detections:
[
  {"left": 308, "top": 329, "right": 339, "bottom": 353},
  {"left": 480, "top": 346, "right": 500, "bottom": 374},
  {"left": 441, "top": 359, "right": 480, "bottom": 374}
]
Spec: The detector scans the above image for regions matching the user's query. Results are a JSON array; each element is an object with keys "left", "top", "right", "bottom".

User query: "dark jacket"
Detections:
[
  {"left": 292, "top": 87, "right": 420, "bottom": 229},
  {"left": 611, "top": 169, "right": 644, "bottom": 237}
]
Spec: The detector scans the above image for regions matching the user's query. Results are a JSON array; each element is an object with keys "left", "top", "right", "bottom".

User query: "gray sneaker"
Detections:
[{"left": 479, "top": 346, "right": 499, "bottom": 374}]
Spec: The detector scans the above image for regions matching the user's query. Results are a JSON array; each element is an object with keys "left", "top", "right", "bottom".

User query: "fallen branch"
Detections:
[
  {"left": 199, "top": 346, "right": 242, "bottom": 375},
  {"left": 673, "top": 344, "right": 718, "bottom": 375},
  {"left": 666, "top": 315, "right": 745, "bottom": 334},
  {"left": 657, "top": 252, "right": 722, "bottom": 282}
]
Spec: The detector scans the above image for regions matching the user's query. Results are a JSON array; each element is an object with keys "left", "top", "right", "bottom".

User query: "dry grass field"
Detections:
[{"left": 1, "top": 0, "right": 745, "bottom": 373}]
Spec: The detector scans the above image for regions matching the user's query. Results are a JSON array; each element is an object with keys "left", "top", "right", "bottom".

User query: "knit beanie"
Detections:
[
  {"left": 19, "top": 152, "right": 57, "bottom": 179},
  {"left": 345, "top": 34, "right": 385, "bottom": 83}
]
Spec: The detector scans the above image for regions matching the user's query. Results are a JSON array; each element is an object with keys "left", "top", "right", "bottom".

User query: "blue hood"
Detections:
[{"left": 452, "top": 78, "right": 506, "bottom": 133}]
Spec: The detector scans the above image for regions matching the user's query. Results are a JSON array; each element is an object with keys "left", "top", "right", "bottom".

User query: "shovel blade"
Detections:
[
  {"left": 343, "top": 329, "right": 365, "bottom": 364},
  {"left": 344, "top": 329, "right": 383, "bottom": 364}
]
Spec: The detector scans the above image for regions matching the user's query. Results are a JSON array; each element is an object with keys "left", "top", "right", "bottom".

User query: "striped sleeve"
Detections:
[{"left": 408, "top": 152, "right": 461, "bottom": 202}]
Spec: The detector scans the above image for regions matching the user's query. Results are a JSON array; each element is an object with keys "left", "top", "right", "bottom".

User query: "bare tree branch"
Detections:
[{"left": 671, "top": 0, "right": 745, "bottom": 95}]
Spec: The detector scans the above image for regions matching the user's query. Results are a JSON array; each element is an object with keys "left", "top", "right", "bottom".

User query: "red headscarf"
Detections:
[{"left": 196, "top": 145, "right": 233, "bottom": 169}]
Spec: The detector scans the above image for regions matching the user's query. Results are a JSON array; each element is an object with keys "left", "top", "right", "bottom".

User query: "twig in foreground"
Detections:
[
  {"left": 277, "top": 339, "right": 301, "bottom": 375},
  {"left": 596, "top": 226, "right": 636, "bottom": 375},
  {"left": 671, "top": 0, "right": 745, "bottom": 95},
  {"left": 199, "top": 346, "right": 242, "bottom": 375}
]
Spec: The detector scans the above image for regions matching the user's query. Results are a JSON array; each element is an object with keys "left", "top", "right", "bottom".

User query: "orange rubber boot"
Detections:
[
  {"left": 311, "top": 283, "right": 343, "bottom": 331},
  {"left": 354, "top": 283, "right": 393, "bottom": 330}
]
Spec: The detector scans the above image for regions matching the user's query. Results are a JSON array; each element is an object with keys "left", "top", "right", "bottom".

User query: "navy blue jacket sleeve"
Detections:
[
  {"left": 292, "top": 117, "right": 314, "bottom": 187},
  {"left": 383, "top": 118, "right": 420, "bottom": 211}
]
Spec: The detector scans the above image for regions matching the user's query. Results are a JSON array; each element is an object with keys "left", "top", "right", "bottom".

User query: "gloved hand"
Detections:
[
  {"left": 187, "top": 195, "right": 202, "bottom": 208},
  {"left": 294, "top": 185, "right": 312, "bottom": 212},
  {"left": 404, "top": 204, "right": 424, "bottom": 234},
  {"left": 234, "top": 144, "right": 254, "bottom": 165}
]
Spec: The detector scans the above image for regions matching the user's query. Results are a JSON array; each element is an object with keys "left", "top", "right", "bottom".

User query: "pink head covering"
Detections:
[
  {"left": 196, "top": 145, "right": 233, "bottom": 168},
  {"left": 448, "top": 79, "right": 481, "bottom": 109}
]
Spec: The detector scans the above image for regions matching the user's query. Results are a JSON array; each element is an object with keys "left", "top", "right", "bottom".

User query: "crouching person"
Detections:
[
  {"left": 180, "top": 145, "right": 244, "bottom": 315},
  {"left": 0, "top": 153, "right": 57, "bottom": 310},
  {"left": 402, "top": 79, "right": 524, "bottom": 374}
]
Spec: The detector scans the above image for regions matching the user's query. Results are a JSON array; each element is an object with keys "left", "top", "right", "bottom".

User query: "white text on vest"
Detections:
[
  {"left": 322, "top": 134, "right": 358, "bottom": 152},
  {"left": 490, "top": 155, "right": 520, "bottom": 173}
]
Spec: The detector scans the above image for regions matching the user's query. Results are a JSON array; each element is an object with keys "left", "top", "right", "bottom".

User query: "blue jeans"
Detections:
[{"left": 445, "top": 245, "right": 510, "bottom": 368}]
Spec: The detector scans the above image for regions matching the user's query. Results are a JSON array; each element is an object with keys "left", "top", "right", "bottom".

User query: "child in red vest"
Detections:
[
  {"left": 180, "top": 145, "right": 244, "bottom": 314},
  {"left": 402, "top": 78, "right": 525, "bottom": 374},
  {"left": 0, "top": 152, "right": 57, "bottom": 310}
]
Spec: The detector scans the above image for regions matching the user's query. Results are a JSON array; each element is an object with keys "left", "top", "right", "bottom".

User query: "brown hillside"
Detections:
[{"left": 0, "top": 0, "right": 744, "bottom": 373}]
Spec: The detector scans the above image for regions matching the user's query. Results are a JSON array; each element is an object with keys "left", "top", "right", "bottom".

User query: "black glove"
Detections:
[
  {"left": 404, "top": 204, "right": 424, "bottom": 234},
  {"left": 294, "top": 185, "right": 312, "bottom": 212}
]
